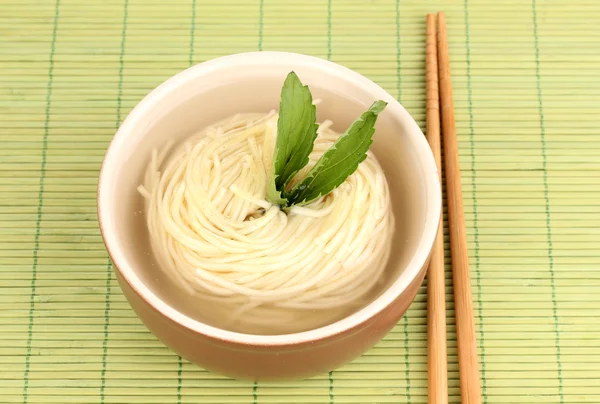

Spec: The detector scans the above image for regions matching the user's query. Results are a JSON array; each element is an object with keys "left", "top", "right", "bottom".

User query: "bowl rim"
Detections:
[{"left": 98, "top": 51, "right": 441, "bottom": 347}]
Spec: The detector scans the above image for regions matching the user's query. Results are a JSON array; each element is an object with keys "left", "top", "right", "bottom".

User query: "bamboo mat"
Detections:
[{"left": 1, "top": 0, "right": 599, "bottom": 403}]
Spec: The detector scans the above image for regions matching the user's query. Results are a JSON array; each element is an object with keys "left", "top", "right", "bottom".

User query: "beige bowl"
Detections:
[{"left": 97, "top": 51, "right": 441, "bottom": 381}]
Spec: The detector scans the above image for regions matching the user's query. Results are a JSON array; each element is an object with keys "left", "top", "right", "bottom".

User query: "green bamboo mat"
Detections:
[{"left": 1, "top": 0, "right": 599, "bottom": 403}]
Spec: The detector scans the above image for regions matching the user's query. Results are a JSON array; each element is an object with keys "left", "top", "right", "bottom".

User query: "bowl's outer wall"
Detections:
[
  {"left": 113, "top": 254, "right": 430, "bottom": 381},
  {"left": 98, "top": 51, "right": 442, "bottom": 381}
]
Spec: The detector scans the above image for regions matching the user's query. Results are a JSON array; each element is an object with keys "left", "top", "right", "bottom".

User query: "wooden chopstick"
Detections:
[
  {"left": 425, "top": 13, "right": 448, "bottom": 404},
  {"left": 436, "top": 12, "right": 482, "bottom": 404}
]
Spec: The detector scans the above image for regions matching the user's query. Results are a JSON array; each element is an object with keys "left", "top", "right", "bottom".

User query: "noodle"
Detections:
[{"left": 138, "top": 111, "right": 395, "bottom": 335}]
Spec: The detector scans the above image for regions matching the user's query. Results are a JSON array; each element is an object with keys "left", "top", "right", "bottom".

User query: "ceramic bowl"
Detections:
[{"left": 97, "top": 51, "right": 441, "bottom": 381}]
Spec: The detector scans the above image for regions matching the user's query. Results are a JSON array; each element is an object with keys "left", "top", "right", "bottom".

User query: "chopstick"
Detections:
[
  {"left": 425, "top": 13, "right": 448, "bottom": 404},
  {"left": 436, "top": 12, "right": 482, "bottom": 404}
]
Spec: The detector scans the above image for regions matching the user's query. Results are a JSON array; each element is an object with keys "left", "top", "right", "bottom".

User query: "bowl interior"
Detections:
[{"left": 100, "top": 53, "right": 436, "bottom": 338}]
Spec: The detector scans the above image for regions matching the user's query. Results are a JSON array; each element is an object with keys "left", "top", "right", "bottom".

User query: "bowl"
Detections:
[{"left": 97, "top": 51, "right": 441, "bottom": 381}]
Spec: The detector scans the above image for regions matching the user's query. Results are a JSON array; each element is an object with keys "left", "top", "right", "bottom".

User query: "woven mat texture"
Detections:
[{"left": 1, "top": 0, "right": 599, "bottom": 403}]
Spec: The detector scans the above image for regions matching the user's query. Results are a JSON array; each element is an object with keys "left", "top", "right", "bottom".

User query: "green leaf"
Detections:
[
  {"left": 286, "top": 100, "right": 388, "bottom": 206},
  {"left": 266, "top": 181, "right": 288, "bottom": 206},
  {"left": 266, "top": 71, "right": 318, "bottom": 205}
]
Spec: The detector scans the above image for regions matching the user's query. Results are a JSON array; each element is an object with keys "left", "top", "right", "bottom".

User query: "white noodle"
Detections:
[{"left": 138, "top": 112, "right": 395, "bottom": 335}]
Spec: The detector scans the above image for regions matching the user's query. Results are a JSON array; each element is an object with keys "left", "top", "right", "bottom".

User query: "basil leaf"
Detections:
[
  {"left": 266, "top": 71, "right": 318, "bottom": 206},
  {"left": 286, "top": 100, "right": 387, "bottom": 206}
]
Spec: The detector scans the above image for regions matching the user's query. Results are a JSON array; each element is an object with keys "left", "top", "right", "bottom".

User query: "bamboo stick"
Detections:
[
  {"left": 425, "top": 13, "right": 448, "bottom": 404},
  {"left": 436, "top": 11, "right": 482, "bottom": 404}
]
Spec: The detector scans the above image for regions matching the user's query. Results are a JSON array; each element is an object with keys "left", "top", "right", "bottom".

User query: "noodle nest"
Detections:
[{"left": 138, "top": 111, "right": 395, "bottom": 334}]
